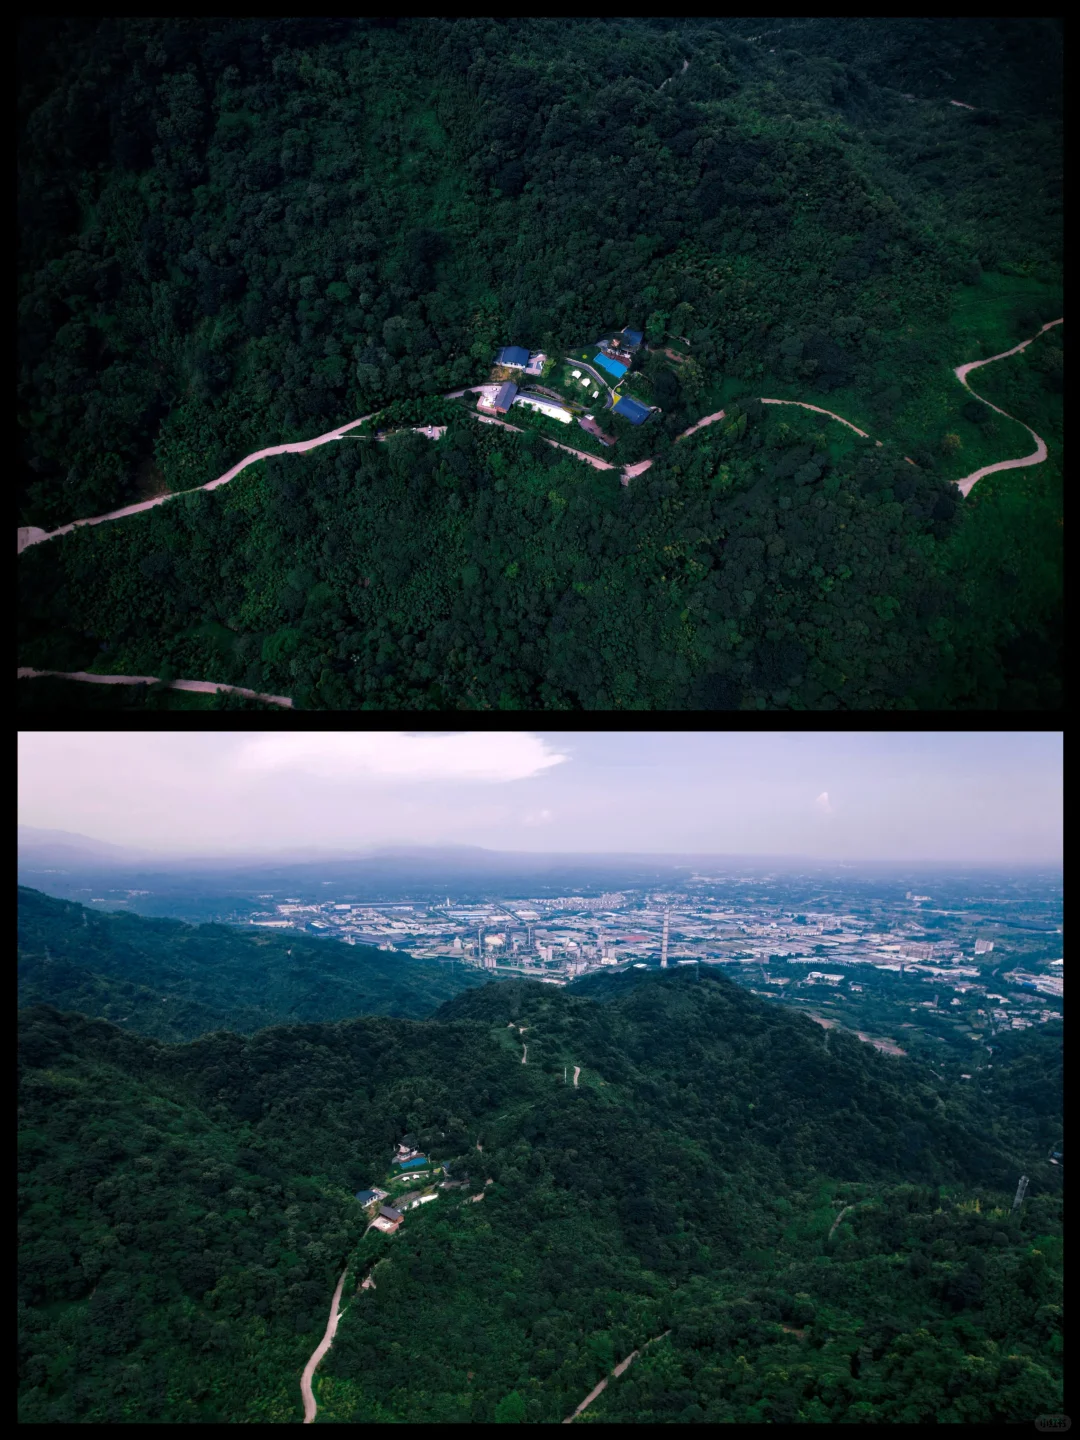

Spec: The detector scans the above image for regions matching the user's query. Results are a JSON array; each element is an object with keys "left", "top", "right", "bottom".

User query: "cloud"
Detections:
[
  {"left": 235, "top": 732, "right": 568, "bottom": 784},
  {"left": 523, "top": 808, "right": 553, "bottom": 826},
  {"left": 815, "top": 791, "right": 835, "bottom": 817}
]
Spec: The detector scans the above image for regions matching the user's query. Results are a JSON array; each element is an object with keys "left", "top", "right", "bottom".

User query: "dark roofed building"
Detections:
[
  {"left": 613, "top": 394, "right": 652, "bottom": 425},
  {"left": 496, "top": 346, "right": 529, "bottom": 368},
  {"left": 621, "top": 328, "right": 643, "bottom": 349},
  {"left": 493, "top": 381, "right": 518, "bottom": 414},
  {"left": 354, "top": 1189, "right": 378, "bottom": 1205},
  {"left": 379, "top": 1204, "right": 402, "bottom": 1222}
]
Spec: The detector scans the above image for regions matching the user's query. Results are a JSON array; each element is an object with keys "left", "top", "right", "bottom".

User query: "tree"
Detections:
[{"left": 494, "top": 1390, "right": 527, "bottom": 1422}]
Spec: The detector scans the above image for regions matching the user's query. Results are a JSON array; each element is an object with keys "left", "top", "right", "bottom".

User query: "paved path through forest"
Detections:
[
  {"left": 301, "top": 1267, "right": 348, "bottom": 1424},
  {"left": 573, "top": 1066, "right": 581, "bottom": 1087}
]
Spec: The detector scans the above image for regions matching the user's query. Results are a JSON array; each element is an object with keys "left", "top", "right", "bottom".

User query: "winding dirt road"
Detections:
[
  {"left": 522, "top": 1044, "right": 528, "bottom": 1065},
  {"left": 951, "top": 318, "right": 1062, "bottom": 495},
  {"left": 573, "top": 1066, "right": 581, "bottom": 1087},
  {"left": 18, "top": 321, "right": 1060, "bottom": 704},
  {"left": 658, "top": 58, "right": 689, "bottom": 91},
  {"left": 17, "top": 414, "right": 376, "bottom": 556},
  {"left": 301, "top": 1267, "right": 348, "bottom": 1424},
  {"left": 828, "top": 1204, "right": 855, "bottom": 1242},
  {"left": 17, "top": 666, "right": 293, "bottom": 708},
  {"left": 563, "top": 1330, "right": 671, "bottom": 1423}
]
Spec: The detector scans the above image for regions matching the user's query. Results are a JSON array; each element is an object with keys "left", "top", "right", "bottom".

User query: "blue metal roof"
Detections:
[
  {"left": 622, "top": 329, "right": 643, "bottom": 347},
  {"left": 493, "top": 381, "right": 518, "bottom": 410},
  {"left": 497, "top": 346, "right": 529, "bottom": 367},
  {"left": 355, "top": 1190, "right": 377, "bottom": 1203},
  {"left": 594, "top": 352, "right": 628, "bottom": 379},
  {"left": 613, "top": 395, "right": 651, "bottom": 424}
]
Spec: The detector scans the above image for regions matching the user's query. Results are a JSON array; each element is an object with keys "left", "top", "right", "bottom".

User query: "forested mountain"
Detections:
[
  {"left": 19, "top": 970, "right": 1061, "bottom": 1422},
  {"left": 17, "top": 19, "right": 1062, "bottom": 707},
  {"left": 17, "top": 886, "right": 484, "bottom": 1040}
]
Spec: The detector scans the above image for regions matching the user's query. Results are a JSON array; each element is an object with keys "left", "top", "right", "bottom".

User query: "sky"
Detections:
[{"left": 17, "top": 730, "right": 1062, "bottom": 863}]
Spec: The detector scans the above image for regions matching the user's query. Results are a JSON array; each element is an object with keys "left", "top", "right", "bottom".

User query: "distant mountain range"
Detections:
[
  {"left": 16, "top": 825, "right": 802, "bottom": 876},
  {"left": 18, "top": 825, "right": 960, "bottom": 873}
]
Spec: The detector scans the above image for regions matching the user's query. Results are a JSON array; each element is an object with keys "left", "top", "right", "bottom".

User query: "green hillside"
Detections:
[
  {"left": 17, "top": 885, "right": 485, "bottom": 1040},
  {"left": 18, "top": 970, "right": 1061, "bottom": 1422},
  {"left": 17, "top": 18, "right": 1061, "bottom": 708}
]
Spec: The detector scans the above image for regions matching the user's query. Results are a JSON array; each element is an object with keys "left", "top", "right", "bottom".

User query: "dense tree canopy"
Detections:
[
  {"left": 18, "top": 886, "right": 486, "bottom": 1040},
  {"left": 19, "top": 969, "right": 1061, "bottom": 1422},
  {"left": 17, "top": 19, "right": 1062, "bottom": 706}
]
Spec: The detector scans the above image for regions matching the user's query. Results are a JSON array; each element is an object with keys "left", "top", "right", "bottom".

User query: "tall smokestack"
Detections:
[{"left": 661, "top": 909, "right": 670, "bottom": 968}]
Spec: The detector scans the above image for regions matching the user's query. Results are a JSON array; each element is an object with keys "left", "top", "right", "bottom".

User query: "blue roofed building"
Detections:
[
  {"left": 594, "top": 352, "right": 628, "bottom": 380},
  {"left": 496, "top": 346, "right": 529, "bottom": 369},
  {"left": 612, "top": 394, "right": 652, "bottom": 425},
  {"left": 621, "top": 329, "right": 643, "bottom": 350},
  {"left": 355, "top": 1189, "right": 378, "bottom": 1205}
]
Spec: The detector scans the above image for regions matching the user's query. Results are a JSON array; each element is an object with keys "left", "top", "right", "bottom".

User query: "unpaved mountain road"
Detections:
[
  {"left": 17, "top": 666, "right": 293, "bottom": 708},
  {"left": 19, "top": 323, "right": 1060, "bottom": 703},
  {"left": 301, "top": 1268, "right": 348, "bottom": 1424},
  {"left": 17, "top": 413, "right": 375, "bottom": 555},
  {"left": 951, "top": 318, "right": 1063, "bottom": 495},
  {"left": 563, "top": 1330, "right": 672, "bottom": 1423}
]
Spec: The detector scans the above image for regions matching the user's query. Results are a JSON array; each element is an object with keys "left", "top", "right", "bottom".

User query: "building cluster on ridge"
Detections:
[
  {"left": 355, "top": 1137, "right": 482, "bottom": 1236},
  {"left": 482, "top": 328, "right": 655, "bottom": 440}
]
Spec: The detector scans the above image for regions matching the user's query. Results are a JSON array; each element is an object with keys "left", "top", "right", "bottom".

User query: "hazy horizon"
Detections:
[{"left": 17, "top": 731, "right": 1062, "bottom": 865}]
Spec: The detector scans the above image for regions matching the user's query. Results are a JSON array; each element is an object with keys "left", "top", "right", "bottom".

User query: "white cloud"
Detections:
[
  {"left": 523, "top": 808, "right": 553, "bottom": 826},
  {"left": 235, "top": 732, "right": 568, "bottom": 784},
  {"left": 815, "top": 791, "right": 835, "bottom": 817}
]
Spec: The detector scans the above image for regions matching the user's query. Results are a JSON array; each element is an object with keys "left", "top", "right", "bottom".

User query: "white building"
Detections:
[
  {"left": 513, "top": 394, "right": 573, "bottom": 424},
  {"left": 974, "top": 938, "right": 995, "bottom": 954}
]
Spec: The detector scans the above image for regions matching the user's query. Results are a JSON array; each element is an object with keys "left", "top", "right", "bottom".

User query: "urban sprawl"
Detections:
[{"left": 247, "top": 888, "right": 1062, "bottom": 1046}]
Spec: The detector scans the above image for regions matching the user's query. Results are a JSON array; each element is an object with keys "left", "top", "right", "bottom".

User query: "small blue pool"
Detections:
[{"left": 398, "top": 1156, "right": 428, "bottom": 1169}]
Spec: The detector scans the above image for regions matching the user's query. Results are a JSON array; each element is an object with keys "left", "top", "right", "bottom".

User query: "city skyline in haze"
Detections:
[{"left": 17, "top": 731, "right": 1062, "bottom": 864}]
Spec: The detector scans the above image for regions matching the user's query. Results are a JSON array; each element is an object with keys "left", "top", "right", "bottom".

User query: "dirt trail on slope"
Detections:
[
  {"left": 17, "top": 666, "right": 293, "bottom": 708},
  {"left": 301, "top": 1268, "right": 348, "bottom": 1424},
  {"left": 563, "top": 1330, "right": 671, "bottom": 1423},
  {"left": 828, "top": 1204, "right": 855, "bottom": 1242},
  {"left": 17, "top": 413, "right": 376, "bottom": 555},
  {"left": 761, "top": 398, "right": 879, "bottom": 440},
  {"left": 658, "top": 58, "right": 689, "bottom": 90},
  {"left": 21, "top": 325, "right": 1060, "bottom": 702},
  {"left": 677, "top": 409, "right": 727, "bottom": 439},
  {"left": 522, "top": 1044, "right": 528, "bottom": 1064},
  {"left": 573, "top": 1066, "right": 581, "bottom": 1087},
  {"left": 951, "top": 318, "right": 1062, "bottom": 495}
]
